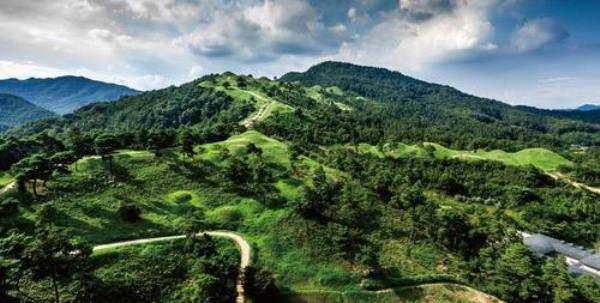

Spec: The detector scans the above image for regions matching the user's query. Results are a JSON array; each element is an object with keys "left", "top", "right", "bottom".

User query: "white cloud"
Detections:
[
  {"left": 537, "top": 76, "right": 575, "bottom": 84},
  {"left": 174, "top": 0, "right": 327, "bottom": 62},
  {"left": 348, "top": 7, "right": 358, "bottom": 20},
  {"left": 511, "top": 18, "right": 569, "bottom": 52},
  {"left": 335, "top": 0, "right": 498, "bottom": 71}
]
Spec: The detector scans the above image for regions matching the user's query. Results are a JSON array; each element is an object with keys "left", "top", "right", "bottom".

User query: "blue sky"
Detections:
[{"left": 0, "top": 0, "right": 598, "bottom": 108}]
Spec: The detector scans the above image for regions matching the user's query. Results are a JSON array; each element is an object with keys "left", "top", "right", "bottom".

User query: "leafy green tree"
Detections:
[
  {"left": 179, "top": 129, "right": 196, "bottom": 159},
  {"left": 94, "top": 134, "right": 118, "bottom": 174}
]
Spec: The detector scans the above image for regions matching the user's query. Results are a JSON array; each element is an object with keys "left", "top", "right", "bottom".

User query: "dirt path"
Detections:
[
  {"left": 93, "top": 231, "right": 251, "bottom": 303},
  {"left": 242, "top": 102, "right": 272, "bottom": 128},
  {"left": 0, "top": 181, "right": 15, "bottom": 195},
  {"left": 546, "top": 172, "right": 600, "bottom": 194}
]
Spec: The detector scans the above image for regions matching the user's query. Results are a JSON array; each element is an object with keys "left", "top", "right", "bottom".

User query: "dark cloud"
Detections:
[{"left": 399, "top": 0, "right": 457, "bottom": 22}]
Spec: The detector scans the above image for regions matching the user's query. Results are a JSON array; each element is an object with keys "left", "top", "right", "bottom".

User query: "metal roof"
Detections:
[
  {"left": 522, "top": 233, "right": 595, "bottom": 261},
  {"left": 582, "top": 254, "right": 600, "bottom": 270}
]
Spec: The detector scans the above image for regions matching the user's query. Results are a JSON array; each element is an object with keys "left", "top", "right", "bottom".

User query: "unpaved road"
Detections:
[
  {"left": 547, "top": 172, "right": 600, "bottom": 194},
  {"left": 242, "top": 102, "right": 272, "bottom": 128},
  {"left": 93, "top": 231, "right": 251, "bottom": 303},
  {"left": 0, "top": 181, "right": 15, "bottom": 195}
]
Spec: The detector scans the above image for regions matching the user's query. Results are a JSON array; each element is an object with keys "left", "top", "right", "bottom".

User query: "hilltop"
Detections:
[
  {"left": 0, "top": 76, "right": 140, "bottom": 114},
  {"left": 0, "top": 93, "right": 54, "bottom": 131}
]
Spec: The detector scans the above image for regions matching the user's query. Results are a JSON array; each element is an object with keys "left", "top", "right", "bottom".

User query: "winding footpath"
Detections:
[
  {"left": 547, "top": 172, "right": 600, "bottom": 194},
  {"left": 93, "top": 231, "right": 251, "bottom": 303}
]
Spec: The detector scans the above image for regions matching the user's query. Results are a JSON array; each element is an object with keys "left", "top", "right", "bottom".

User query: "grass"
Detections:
[
  {"left": 427, "top": 143, "right": 572, "bottom": 171},
  {"left": 0, "top": 171, "right": 14, "bottom": 187},
  {"left": 305, "top": 85, "right": 353, "bottom": 111},
  {"left": 344, "top": 142, "right": 572, "bottom": 171},
  {"left": 200, "top": 74, "right": 294, "bottom": 126}
]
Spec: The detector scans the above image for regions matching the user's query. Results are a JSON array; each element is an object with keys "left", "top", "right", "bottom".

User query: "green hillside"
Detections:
[
  {"left": 2, "top": 62, "right": 600, "bottom": 303},
  {"left": 348, "top": 142, "right": 572, "bottom": 171},
  {"left": 0, "top": 93, "right": 54, "bottom": 131},
  {"left": 281, "top": 61, "right": 600, "bottom": 150}
]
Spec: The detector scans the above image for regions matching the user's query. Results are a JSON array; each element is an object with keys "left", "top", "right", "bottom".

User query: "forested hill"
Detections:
[
  {"left": 280, "top": 61, "right": 600, "bottom": 149},
  {"left": 0, "top": 76, "right": 140, "bottom": 114},
  {"left": 0, "top": 94, "right": 54, "bottom": 131},
  {"left": 7, "top": 62, "right": 600, "bottom": 151}
]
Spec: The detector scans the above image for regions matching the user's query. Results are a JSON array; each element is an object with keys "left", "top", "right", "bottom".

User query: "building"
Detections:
[{"left": 521, "top": 232, "right": 600, "bottom": 282}]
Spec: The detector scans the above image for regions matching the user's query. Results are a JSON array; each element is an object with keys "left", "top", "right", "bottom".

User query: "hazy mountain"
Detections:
[
  {"left": 577, "top": 104, "right": 600, "bottom": 111},
  {"left": 0, "top": 93, "right": 54, "bottom": 131},
  {"left": 0, "top": 76, "right": 140, "bottom": 114}
]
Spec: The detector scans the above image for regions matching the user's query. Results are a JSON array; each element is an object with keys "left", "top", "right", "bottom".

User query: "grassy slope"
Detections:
[
  {"left": 199, "top": 74, "right": 294, "bottom": 126},
  {"left": 7, "top": 130, "right": 499, "bottom": 302},
  {"left": 350, "top": 142, "right": 572, "bottom": 172}
]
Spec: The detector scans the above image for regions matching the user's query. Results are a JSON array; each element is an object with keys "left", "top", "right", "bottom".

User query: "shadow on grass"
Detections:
[{"left": 56, "top": 203, "right": 171, "bottom": 243}]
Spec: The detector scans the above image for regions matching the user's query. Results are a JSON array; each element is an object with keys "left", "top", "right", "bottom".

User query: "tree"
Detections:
[
  {"left": 22, "top": 226, "right": 91, "bottom": 303},
  {"left": 147, "top": 129, "right": 174, "bottom": 158},
  {"left": 243, "top": 266, "right": 278, "bottom": 300},
  {"left": 11, "top": 153, "right": 52, "bottom": 197},
  {"left": 541, "top": 257, "right": 575, "bottom": 303},
  {"left": 66, "top": 128, "right": 92, "bottom": 170},
  {"left": 94, "top": 134, "right": 118, "bottom": 175},
  {"left": 392, "top": 187, "right": 427, "bottom": 244},
  {"left": 179, "top": 129, "right": 196, "bottom": 159}
]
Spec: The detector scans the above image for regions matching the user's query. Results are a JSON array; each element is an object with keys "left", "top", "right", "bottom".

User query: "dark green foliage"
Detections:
[
  {"left": 118, "top": 203, "right": 142, "bottom": 222},
  {"left": 0, "top": 94, "right": 54, "bottom": 129},
  {"left": 10, "top": 76, "right": 253, "bottom": 138},
  {"left": 243, "top": 266, "right": 278, "bottom": 300},
  {"left": 0, "top": 198, "right": 18, "bottom": 217},
  {"left": 279, "top": 61, "right": 600, "bottom": 149}
]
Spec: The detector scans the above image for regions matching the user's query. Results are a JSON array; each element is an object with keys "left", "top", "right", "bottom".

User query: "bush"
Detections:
[
  {"left": 118, "top": 203, "right": 142, "bottom": 222},
  {"left": 0, "top": 198, "right": 19, "bottom": 217},
  {"left": 243, "top": 266, "right": 278, "bottom": 299}
]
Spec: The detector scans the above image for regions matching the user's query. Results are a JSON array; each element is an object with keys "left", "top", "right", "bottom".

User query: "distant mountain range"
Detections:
[
  {"left": 0, "top": 76, "right": 140, "bottom": 114},
  {"left": 0, "top": 93, "right": 55, "bottom": 131},
  {"left": 577, "top": 104, "right": 600, "bottom": 111}
]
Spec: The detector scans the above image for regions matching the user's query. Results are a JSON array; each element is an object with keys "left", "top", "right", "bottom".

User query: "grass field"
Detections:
[{"left": 346, "top": 142, "right": 572, "bottom": 171}]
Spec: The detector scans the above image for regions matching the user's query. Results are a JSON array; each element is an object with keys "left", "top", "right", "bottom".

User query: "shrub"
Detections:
[
  {"left": 0, "top": 198, "right": 19, "bottom": 217},
  {"left": 243, "top": 266, "right": 278, "bottom": 299},
  {"left": 118, "top": 203, "right": 142, "bottom": 222}
]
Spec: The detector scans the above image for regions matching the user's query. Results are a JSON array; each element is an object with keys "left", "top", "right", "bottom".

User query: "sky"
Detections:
[{"left": 0, "top": 0, "right": 599, "bottom": 109}]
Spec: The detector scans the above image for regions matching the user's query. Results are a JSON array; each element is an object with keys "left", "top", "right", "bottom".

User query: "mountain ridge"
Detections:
[
  {"left": 0, "top": 76, "right": 140, "bottom": 114},
  {"left": 0, "top": 93, "right": 55, "bottom": 131},
  {"left": 577, "top": 104, "right": 600, "bottom": 111}
]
